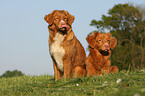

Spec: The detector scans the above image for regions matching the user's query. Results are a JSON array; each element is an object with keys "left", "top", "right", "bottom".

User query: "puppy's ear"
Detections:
[
  {"left": 64, "top": 11, "right": 75, "bottom": 26},
  {"left": 86, "top": 32, "right": 99, "bottom": 48},
  {"left": 110, "top": 37, "right": 117, "bottom": 49},
  {"left": 106, "top": 32, "right": 117, "bottom": 49},
  {"left": 106, "top": 32, "right": 111, "bottom": 37},
  {"left": 44, "top": 10, "right": 57, "bottom": 25}
]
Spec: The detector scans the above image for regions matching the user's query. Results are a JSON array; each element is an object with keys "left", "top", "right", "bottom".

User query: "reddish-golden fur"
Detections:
[
  {"left": 44, "top": 10, "right": 86, "bottom": 80},
  {"left": 85, "top": 32, "right": 118, "bottom": 76}
]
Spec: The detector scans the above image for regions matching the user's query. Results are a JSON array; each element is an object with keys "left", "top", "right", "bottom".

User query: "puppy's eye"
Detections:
[
  {"left": 98, "top": 40, "right": 101, "bottom": 41},
  {"left": 108, "top": 40, "right": 110, "bottom": 42},
  {"left": 64, "top": 18, "right": 67, "bottom": 20}
]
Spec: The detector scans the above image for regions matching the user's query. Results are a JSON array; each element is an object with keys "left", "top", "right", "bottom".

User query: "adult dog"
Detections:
[
  {"left": 44, "top": 10, "right": 86, "bottom": 80},
  {"left": 85, "top": 32, "right": 118, "bottom": 76}
]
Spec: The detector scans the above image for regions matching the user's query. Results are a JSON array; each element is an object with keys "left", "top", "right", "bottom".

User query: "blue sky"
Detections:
[{"left": 0, "top": 0, "right": 144, "bottom": 76}]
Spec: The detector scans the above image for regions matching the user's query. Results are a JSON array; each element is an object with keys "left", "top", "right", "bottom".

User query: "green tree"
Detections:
[
  {"left": 0, "top": 70, "right": 25, "bottom": 78},
  {"left": 90, "top": 4, "right": 145, "bottom": 70}
]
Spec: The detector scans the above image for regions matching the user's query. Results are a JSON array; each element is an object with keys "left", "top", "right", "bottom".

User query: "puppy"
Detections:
[
  {"left": 85, "top": 32, "right": 118, "bottom": 76},
  {"left": 44, "top": 10, "right": 86, "bottom": 80}
]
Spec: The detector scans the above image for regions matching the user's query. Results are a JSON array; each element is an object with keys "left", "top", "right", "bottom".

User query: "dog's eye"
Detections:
[
  {"left": 64, "top": 18, "right": 67, "bottom": 20},
  {"left": 108, "top": 40, "right": 110, "bottom": 42},
  {"left": 55, "top": 18, "right": 59, "bottom": 20},
  {"left": 98, "top": 40, "right": 101, "bottom": 41}
]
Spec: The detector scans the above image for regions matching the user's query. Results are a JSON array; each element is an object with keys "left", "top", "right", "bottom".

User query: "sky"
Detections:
[{"left": 0, "top": 0, "right": 145, "bottom": 76}]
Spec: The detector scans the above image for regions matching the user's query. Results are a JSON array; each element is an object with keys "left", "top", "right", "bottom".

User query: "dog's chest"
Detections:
[{"left": 50, "top": 32, "right": 65, "bottom": 72}]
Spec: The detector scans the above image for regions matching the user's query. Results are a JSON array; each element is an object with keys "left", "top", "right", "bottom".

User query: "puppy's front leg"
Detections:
[
  {"left": 74, "top": 65, "right": 86, "bottom": 78},
  {"left": 102, "top": 60, "right": 111, "bottom": 75},
  {"left": 109, "top": 66, "right": 119, "bottom": 73}
]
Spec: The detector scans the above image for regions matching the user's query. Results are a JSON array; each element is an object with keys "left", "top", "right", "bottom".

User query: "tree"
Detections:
[
  {"left": 90, "top": 4, "right": 145, "bottom": 70},
  {"left": 0, "top": 70, "right": 25, "bottom": 78}
]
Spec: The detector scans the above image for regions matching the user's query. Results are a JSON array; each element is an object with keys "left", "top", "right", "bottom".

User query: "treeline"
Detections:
[
  {"left": 90, "top": 3, "right": 145, "bottom": 70},
  {"left": 0, "top": 70, "right": 25, "bottom": 78}
]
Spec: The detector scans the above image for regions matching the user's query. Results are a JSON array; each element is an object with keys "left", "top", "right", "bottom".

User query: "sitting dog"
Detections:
[
  {"left": 44, "top": 10, "right": 86, "bottom": 80},
  {"left": 85, "top": 32, "right": 118, "bottom": 76}
]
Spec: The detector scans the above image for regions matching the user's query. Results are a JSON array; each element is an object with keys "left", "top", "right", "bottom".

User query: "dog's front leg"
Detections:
[
  {"left": 53, "top": 61, "right": 63, "bottom": 81},
  {"left": 63, "top": 59, "right": 72, "bottom": 79}
]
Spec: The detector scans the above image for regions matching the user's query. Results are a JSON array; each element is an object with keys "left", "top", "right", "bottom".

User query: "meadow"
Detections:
[{"left": 0, "top": 69, "right": 145, "bottom": 96}]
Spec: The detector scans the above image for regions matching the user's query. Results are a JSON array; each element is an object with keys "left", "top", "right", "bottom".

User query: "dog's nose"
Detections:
[
  {"left": 60, "top": 20, "right": 67, "bottom": 28},
  {"left": 61, "top": 22, "right": 66, "bottom": 25},
  {"left": 60, "top": 20, "right": 65, "bottom": 24}
]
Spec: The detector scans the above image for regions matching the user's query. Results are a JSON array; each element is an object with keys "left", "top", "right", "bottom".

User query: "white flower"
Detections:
[
  {"left": 133, "top": 93, "right": 141, "bottom": 96},
  {"left": 116, "top": 79, "right": 122, "bottom": 84},
  {"left": 104, "top": 81, "right": 108, "bottom": 83},
  {"left": 76, "top": 83, "right": 79, "bottom": 86},
  {"left": 102, "top": 81, "right": 108, "bottom": 86}
]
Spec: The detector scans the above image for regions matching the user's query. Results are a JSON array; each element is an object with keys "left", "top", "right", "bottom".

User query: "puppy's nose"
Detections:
[{"left": 104, "top": 43, "right": 109, "bottom": 49}]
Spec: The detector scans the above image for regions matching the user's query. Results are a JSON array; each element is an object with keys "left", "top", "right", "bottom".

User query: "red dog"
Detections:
[
  {"left": 44, "top": 10, "right": 86, "bottom": 80},
  {"left": 85, "top": 32, "right": 118, "bottom": 76}
]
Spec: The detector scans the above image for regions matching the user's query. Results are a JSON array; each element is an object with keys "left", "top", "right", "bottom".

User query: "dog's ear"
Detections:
[
  {"left": 44, "top": 13, "right": 52, "bottom": 25},
  {"left": 64, "top": 11, "right": 75, "bottom": 26},
  {"left": 68, "top": 14, "right": 75, "bottom": 26},
  {"left": 86, "top": 32, "right": 99, "bottom": 48},
  {"left": 110, "top": 37, "right": 117, "bottom": 49},
  {"left": 44, "top": 10, "right": 57, "bottom": 25}
]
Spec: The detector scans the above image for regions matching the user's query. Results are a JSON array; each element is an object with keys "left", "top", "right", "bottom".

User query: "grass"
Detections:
[{"left": 0, "top": 69, "right": 145, "bottom": 96}]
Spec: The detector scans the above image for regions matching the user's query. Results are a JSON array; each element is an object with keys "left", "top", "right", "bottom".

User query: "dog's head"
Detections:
[
  {"left": 44, "top": 10, "right": 75, "bottom": 33},
  {"left": 86, "top": 32, "right": 117, "bottom": 55}
]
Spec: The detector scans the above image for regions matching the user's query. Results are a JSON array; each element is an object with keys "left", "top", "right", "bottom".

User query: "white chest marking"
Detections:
[{"left": 50, "top": 32, "right": 65, "bottom": 72}]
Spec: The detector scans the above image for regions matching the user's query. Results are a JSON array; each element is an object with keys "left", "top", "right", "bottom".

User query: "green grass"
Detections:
[{"left": 0, "top": 69, "right": 145, "bottom": 96}]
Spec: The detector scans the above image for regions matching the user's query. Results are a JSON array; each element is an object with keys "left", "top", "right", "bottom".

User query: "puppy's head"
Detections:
[
  {"left": 44, "top": 10, "right": 75, "bottom": 33},
  {"left": 86, "top": 32, "right": 117, "bottom": 55}
]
